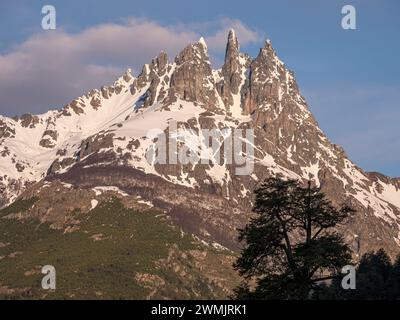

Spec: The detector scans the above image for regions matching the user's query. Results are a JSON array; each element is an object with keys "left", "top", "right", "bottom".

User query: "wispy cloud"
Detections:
[{"left": 0, "top": 17, "right": 262, "bottom": 116}]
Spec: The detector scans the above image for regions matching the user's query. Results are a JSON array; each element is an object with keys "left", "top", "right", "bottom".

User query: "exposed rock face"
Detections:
[
  {"left": 169, "top": 38, "right": 218, "bottom": 108},
  {"left": 39, "top": 118, "right": 58, "bottom": 148},
  {"left": 66, "top": 98, "right": 85, "bottom": 115},
  {"left": 19, "top": 114, "right": 39, "bottom": 128},
  {"left": 143, "top": 51, "right": 169, "bottom": 108},
  {"left": 217, "top": 29, "right": 242, "bottom": 107},
  {"left": 223, "top": 30, "right": 241, "bottom": 91},
  {"left": 90, "top": 92, "right": 101, "bottom": 109},
  {"left": 217, "top": 30, "right": 250, "bottom": 109},
  {"left": 0, "top": 119, "right": 16, "bottom": 139},
  {"left": 0, "top": 30, "right": 399, "bottom": 260},
  {"left": 77, "top": 132, "right": 115, "bottom": 160},
  {"left": 242, "top": 40, "right": 303, "bottom": 115}
]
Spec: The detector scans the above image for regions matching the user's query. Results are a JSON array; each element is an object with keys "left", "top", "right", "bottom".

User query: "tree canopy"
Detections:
[{"left": 234, "top": 176, "right": 355, "bottom": 299}]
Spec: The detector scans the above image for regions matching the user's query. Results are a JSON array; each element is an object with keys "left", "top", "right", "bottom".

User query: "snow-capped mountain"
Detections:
[{"left": 1, "top": 30, "right": 399, "bottom": 258}]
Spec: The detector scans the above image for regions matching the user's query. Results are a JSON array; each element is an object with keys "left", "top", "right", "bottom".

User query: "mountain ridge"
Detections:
[{"left": 1, "top": 30, "right": 400, "bottom": 259}]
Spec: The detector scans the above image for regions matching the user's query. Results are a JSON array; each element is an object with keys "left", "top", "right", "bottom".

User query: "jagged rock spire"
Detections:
[
  {"left": 169, "top": 38, "right": 217, "bottom": 107},
  {"left": 258, "top": 38, "right": 277, "bottom": 61},
  {"left": 131, "top": 51, "right": 169, "bottom": 99},
  {"left": 150, "top": 51, "right": 168, "bottom": 76},
  {"left": 224, "top": 29, "right": 239, "bottom": 65},
  {"left": 242, "top": 36, "right": 300, "bottom": 114},
  {"left": 198, "top": 37, "right": 208, "bottom": 50},
  {"left": 217, "top": 29, "right": 243, "bottom": 107}
]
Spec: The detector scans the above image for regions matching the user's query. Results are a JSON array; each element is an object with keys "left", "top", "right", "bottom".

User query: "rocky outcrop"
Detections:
[
  {"left": 169, "top": 38, "right": 218, "bottom": 108},
  {"left": 242, "top": 40, "right": 303, "bottom": 115},
  {"left": 19, "top": 114, "right": 40, "bottom": 128},
  {"left": 143, "top": 51, "right": 169, "bottom": 108},
  {"left": 217, "top": 29, "right": 248, "bottom": 108},
  {"left": 78, "top": 132, "right": 115, "bottom": 160},
  {"left": 0, "top": 119, "right": 16, "bottom": 139},
  {"left": 39, "top": 118, "right": 58, "bottom": 148}
]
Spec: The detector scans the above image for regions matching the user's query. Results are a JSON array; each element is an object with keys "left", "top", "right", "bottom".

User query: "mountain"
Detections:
[{"left": 0, "top": 30, "right": 399, "bottom": 298}]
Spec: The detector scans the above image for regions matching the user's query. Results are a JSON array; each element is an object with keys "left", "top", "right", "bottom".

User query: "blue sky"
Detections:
[{"left": 0, "top": 0, "right": 399, "bottom": 176}]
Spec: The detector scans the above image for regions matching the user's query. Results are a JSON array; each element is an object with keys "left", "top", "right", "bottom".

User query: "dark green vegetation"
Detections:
[
  {"left": 0, "top": 197, "right": 237, "bottom": 299},
  {"left": 3, "top": 178, "right": 399, "bottom": 300},
  {"left": 234, "top": 177, "right": 354, "bottom": 299},
  {"left": 0, "top": 197, "right": 38, "bottom": 218}
]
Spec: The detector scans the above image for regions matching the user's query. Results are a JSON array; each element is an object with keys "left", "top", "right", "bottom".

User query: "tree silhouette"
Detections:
[
  {"left": 325, "top": 248, "right": 400, "bottom": 299},
  {"left": 234, "top": 177, "right": 354, "bottom": 299}
]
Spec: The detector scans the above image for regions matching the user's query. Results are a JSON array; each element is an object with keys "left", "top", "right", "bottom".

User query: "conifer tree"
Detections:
[{"left": 234, "top": 177, "right": 354, "bottom": 299}]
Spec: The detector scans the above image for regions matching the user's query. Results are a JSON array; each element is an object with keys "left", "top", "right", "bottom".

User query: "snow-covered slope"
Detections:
[{"left": 0, "top": 69, "right": 141, "bottom": 203}]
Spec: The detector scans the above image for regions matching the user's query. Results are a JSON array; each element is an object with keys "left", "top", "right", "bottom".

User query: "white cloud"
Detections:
[{"left": 0, "top": 17, "right": 261, "bottom": 116}]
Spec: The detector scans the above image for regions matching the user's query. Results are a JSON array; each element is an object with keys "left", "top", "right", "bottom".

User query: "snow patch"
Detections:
[
  {"left": 90, "top": 199, "right": 99, "bottom": 210},
  {"left": 92, "top": 186, "right": 128, "bottom": 196}
]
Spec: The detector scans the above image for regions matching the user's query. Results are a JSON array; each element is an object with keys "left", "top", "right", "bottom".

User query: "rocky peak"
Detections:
[
  {"left": 136, "top": 51, "right": 170, "bottom": 108},
  {"left": 0, "top": 118, "right": 16, "bottom": 139},
  {"left": 198, "top": 36, "right": 207, "bottom": 50},
  {"left": 223, "top": 29, "right": 240, "bottom": 73},
  {"left": 242, "top": 39, "right": 302, "bottom": 114},
  {"left": 227, "top": 29, "right": 238, "bottom": 48},
  {"left": 169, "top": 38, "right": 217, "bottom": 107},
  {"left": 217, "top": 29, "right": 243, "bottom": 108},
  {"left": 130, "top": 51, "right": 168, "bottom": 99},
  {"left": 19, "top": 113, "right": 40, "bottom": 128},
  {"left": 122, "top": 68, "right": 133, "bottom": 83},
  {"left": 135, "top": 63, "right": 151, "bottom": 90},
  {"left": 149, "top": 51, "right": 168, "bottom": 77},
  {"left": 259, "top": 39, "right": 276, "bottom": 59},
  {"left": 174, "top": 37, "right": 210, "bottom": 65}
]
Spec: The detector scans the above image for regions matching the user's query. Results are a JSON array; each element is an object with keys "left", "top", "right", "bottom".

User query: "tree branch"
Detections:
[{"left": 311, "top": 275, "right": 338, "bottom": 282}]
